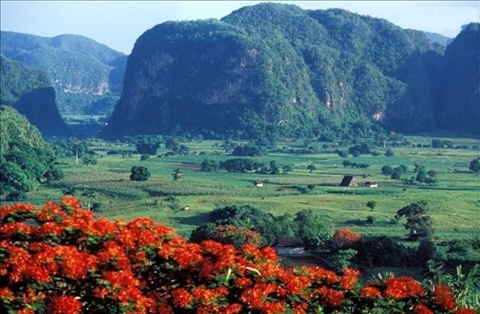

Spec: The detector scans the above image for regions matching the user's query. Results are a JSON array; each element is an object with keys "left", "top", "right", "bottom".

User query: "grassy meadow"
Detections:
[{"left": 24, "top": 136, "right": 480, "bottom": 242}]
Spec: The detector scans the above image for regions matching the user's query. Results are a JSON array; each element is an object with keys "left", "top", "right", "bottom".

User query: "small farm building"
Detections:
[
  {"left": 339, "top": 175, "right": 358, "bottom": 187},
  {"left": 273, "top": 237, "right": 306, "bottom": 255},
  {"left": 254, "top": 180, "right": 264, "bottom": 187},
  {"left": 365, "top": 181, "right": 378, "bottom": 188}
]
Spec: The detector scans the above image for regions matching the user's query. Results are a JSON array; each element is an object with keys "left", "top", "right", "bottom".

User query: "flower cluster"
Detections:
[{"left": 0, "top": 198, "right": 476, "bottom": 313}]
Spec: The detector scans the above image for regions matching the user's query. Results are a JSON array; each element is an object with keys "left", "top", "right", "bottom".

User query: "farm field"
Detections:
[{"left": 25, "top": 136, "right": 480, "bottom": 242}]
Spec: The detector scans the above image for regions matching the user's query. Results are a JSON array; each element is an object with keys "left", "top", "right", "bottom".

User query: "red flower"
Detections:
[
  {"left": 0, "top": 222, "right": 33, "bottom": 237},
  {"left": 60, "top": 195, "right": 81, "bottom": 209},
  {"left": 173, "top": 243, "right": 203, "bottom": 269},
  {"left": 384, "top": 276, "right": 425, "bottom": 300},
  {"left": 414, "top": 303, "right": 434, "bottom": 314},
  {"left": 316, "top": 286, "right": 344, "bottom": 307},
  {"left": 433, "top": 284, "right": 456, "bottom": 310},
  {"left": 224, "top": 303, "right": 243, "bottom": 314},
  {"left": 55, "top": 246, "right": 97, "bottom": 280},
  {"left": 360, "top": 286, "right": 382, "bottom": 299},
  {"left": 340, "top": 268, "right": 360, "bottom": 290},
  {"left": 234, "top": 276, "right": 252, "bottom": 289},
  {"left": 171, "top": 288, "right": 194, "bottom": 308},
  {"left": 0, "top": 198, "right": 470, "bottom": 314},
  {"left": 0, "top": 202, "right": 35, "bottom": 220},
  {"left": 0, "top": 287, "right": 14, "bottom": 301},
  {"left": 48, "top": 295, "right": 82, "bottom": 314},
  {"left": 37, "top": 221, "right": 64, "bottom": 237}
]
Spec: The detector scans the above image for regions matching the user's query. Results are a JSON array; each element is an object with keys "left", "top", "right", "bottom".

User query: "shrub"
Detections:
[
  {"left": 200, "top": 159, "right": 220, "bottom": 172},
  {"left": 130, "top": 166, "right": 151, "bottom": 181},
  {"left": 391, "top": 171, "right": 401, "bottom": 180},
  {"left": 337, "top": 150, "right": 349, "bottom": 158},
  {"left": 332, "top": 228, "right": 361, "bottom": 249},
  {"left": 385, "top": 148, "right": 395, "bottom": 157},
  {"left": 381, "top": 165, "right": 394, "bottom": 175},
  {"left": 232, "top": 144, "right": 266, "bottom": 157},
  {"left": 0, "top": 198, "right": 475, "bottom": 314},
  {"left": 140, "top": 154, "right": 150, "bottom": 161},
  {"left": 5, "top": 191, "right": 27, "bottom": 201}
]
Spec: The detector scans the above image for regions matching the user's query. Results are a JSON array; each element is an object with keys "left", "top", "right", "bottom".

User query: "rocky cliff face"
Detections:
[
  {"left": 0, "top": 31, "right": 127, "bottom": 116},
  {"left": 0, "top": 55, "right": 69, "bottom": 137},
  {"left": 435, "top": 23, "right": 480, "bottom": 133},
  {"left": 105, "top": 20, "right": 271, "bottom": 137},
  {"left": 102, "top": 4, "right": 476, "bottom": 139}
]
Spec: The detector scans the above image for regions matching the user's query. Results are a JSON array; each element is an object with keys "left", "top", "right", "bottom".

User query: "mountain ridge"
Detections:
[
  {"left": 0, "top": 31, "right": 127, "bottom": 116},
  {"left": 103, "top": 3, "right": 479, "bottom": 139},
  {"left": 0, "top": 55, "right": 70, "bottom": 137}
]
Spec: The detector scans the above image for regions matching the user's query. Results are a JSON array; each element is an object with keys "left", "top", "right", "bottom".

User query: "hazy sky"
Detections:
[{"left": 1, "top": 1, "right": 479, "bottom": 54}]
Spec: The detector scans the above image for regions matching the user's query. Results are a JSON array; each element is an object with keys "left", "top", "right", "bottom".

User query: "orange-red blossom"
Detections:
[{"left": 0, "top": 197, "right": 476, "bottom": 314}]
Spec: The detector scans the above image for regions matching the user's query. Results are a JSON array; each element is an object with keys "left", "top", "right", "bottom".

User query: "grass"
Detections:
[{"left": 22, "top": 137, "right": 480, "bottom": 242}]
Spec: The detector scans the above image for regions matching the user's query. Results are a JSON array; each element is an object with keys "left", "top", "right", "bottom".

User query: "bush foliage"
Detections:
[{"left": 1, "top": 198, "right": 477, "bottom": 313}]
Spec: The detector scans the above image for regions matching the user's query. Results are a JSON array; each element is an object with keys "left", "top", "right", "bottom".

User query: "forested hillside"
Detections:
[
  {"left": 0, "top": 31, "right": 127, "bottom": 116},
  {"left": 0, "top": 105, "right": 63, "bottom": 199},
  {"left": 102, "top": 3, "right": 478, "bottom": 140},
  {"left": 0, "top": 55, "right": 69, "bottom": 136}
]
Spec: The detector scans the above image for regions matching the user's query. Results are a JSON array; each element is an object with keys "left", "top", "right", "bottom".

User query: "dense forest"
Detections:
[
  {"left": 102, "top": 3, "right": 479, "bottom": 140},
  {"left": 0, "top": 105, "right": 63, "bottom": 199}
]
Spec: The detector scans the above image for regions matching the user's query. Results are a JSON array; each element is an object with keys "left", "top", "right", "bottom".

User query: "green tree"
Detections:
[
  {"left": 172, "top": 168, "right": 183, "bottom": 181},
  {"left": 221, "top": 158, "right": 257, "bottom": 173},
  {"left": 381, "top": 165, "right": 394, "bottom": 175},
  {"left": 293, "top": 209, "right": 332, "bottom": 250},
  {"left": 306, "top": 164, "right": 316, "bottom": 173},
  {"left": 209, "top": 225, "right": 263, "bottom": 248},
  {"left": 469, "top": 158, "right": 480, "bottom": 174},
  {"left": 395, "top": 164, "right": 409, "bottom": 173},
  {"left": 281, "top": 164, "right": 294, "bottom": 174},
  {"left": 427, "top": 170, "right": 437, "bottom": 177},
  {"left": 189, "top": 223, "right": 217, "bottom": 244},
  {"left": 431, "top": 139, "right": 444, "bottom": 148},
  {"left": 82, "top": 155, "right": 97, "bottom": 166},
  {"left": 385, "top": 148, "right": 395, "bottom": 157},
  {"left": 416, "top": 169, "right": 427, "bottom": 182},
  {"left": 269, "top": 160, "right": 280, "bottom": 174},
  {"left": 68, "top": 138, "right": 89, "bottom": 166},
  {"left": 273, "top": 213, "right": 298, "bottom": 237},
  {"left": 232, "top": 144, "right": 266, "bottom": 157},
  {"left": 200, "top": 159, "right": 219, "bottom": 172},
  {"left": 135, "top": 136, "right": 162, "bottom": 155},
  {"left": 337, "top": 150, "right": 349, "bottom": 158},
  {"left": 130, "top": 166, "right": 151, "bottom": 181},
  {"left": 395, "top": 201, "right": 434, "bottom": 240},
  {"left": 81, "top": 190, "right": 97, "bottom": 210},
  {"left": 391, "top": 171, "right": 401, "bottom": 180},
  {"left": 201, "top": 205, "right": 281, "bottom": 246},
  {"left": 366, "top": 201, "right": 376, "bottom": 211}
]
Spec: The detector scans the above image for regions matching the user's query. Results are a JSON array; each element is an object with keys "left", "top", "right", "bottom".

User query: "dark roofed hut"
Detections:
[
  {"left": 273, "top": 237, "right": 306, "bottom": 255},
  {"left": 339, "top": 175, "right": 358, "bottom": 187}
]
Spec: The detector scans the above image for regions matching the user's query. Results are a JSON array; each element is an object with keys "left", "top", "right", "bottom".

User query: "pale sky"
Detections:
[{"left": 1, "top": 1, "right": 479, "bottom": 54}]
